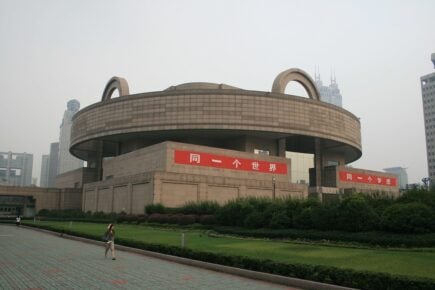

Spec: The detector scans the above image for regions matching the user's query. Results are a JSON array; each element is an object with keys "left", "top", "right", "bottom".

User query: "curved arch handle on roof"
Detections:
[
  {"left": 271, "top": 68, "right": 320, "bottom": 101},
  {"left": 101, "top": 77, "right": 130, "bottom": 102}
]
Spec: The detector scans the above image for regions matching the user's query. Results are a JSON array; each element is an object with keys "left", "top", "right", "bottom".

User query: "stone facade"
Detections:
[
  {"left": 82, "top": 142, "right": 306, "bottom": 213},
  {"left": 0, "top": 185, "right": 82, "bottom": 216},
  {"left": 68, "top": 69, "right": 400, "bottom": 213},
  {"left": 71, "top": 90, "right": 362, "bottom": 163},
  {"left": 321, "top": 166, "right": 399, "bottom": 196},
  {"left": 55, "top": 167, "right": 98, "bottom": 189}
]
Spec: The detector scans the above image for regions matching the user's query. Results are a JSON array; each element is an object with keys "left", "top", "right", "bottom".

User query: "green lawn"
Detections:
[{"left": 25, "top": 221, "right": 435, "bottom": 280}]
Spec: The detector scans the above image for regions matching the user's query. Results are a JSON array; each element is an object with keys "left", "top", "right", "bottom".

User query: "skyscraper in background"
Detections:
[
  {"left": 0, "top": 151, "right": 33, "bottom": 186},
  {"left": 383, "top": 167, "right": 408, "bottom": 190},
  {"left": 421, "top": 53, "right": 435, "bottom": 183},
  {"left": 58, "top": 99, "right": 83, "bottom": 174},
  {"left": 314, "top": 71, "right": 343, "bottom": 107},
  {"left": 40, "top": 154, "right": 49, "bottom": 187},
  {"left": 47, "top": 142, "right": 59, "bottom": 187}
]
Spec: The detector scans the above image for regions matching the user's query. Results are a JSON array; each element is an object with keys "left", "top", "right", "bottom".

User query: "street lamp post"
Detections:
[{"left": 272, "top": 177, "right": 276, "bottom": 199}]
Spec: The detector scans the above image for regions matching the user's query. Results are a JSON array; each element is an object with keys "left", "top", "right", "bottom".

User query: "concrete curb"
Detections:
[{"left": 21, "top": 225, "right": 358, "bottom": 290}]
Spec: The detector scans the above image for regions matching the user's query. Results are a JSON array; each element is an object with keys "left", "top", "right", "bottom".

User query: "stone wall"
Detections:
[
  {"left": 83, "top": 173, "right": 153, "bottom": 214},
  {"left": 83, "top": 171, "right": 307, "bottom": 213},
  {"left": 102, "top": 143, "right": 166, "bottom": 180},
  {"left": 165, "top": 142, "right": 292, "bottom": 182},
  {"left": 55, "top": 167, "right": 97, "bottom": 188},
  {"left": 0, "top": 185, "right": 82, "bottom": 213},
  {"left": 335, "top": 166, "right": 399, "bottom": 196},
  {"left": 71, "top": 89, "right": 362, "bottom": 164},
  {"left": 82, "top": 141, "right": 306, "bottom": 213}
]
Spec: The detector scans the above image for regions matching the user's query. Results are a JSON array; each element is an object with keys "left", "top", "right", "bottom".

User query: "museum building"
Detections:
[{"left": 56, "top": 68, "right": 399, "bottom": 214}]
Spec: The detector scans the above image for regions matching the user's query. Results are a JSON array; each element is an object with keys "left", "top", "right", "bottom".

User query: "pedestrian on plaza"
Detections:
[
  {"left": 15, "top": 215, "right": 21, "bottom": 227},
  {"left": 104, "top": 223, "right": 116, "bottom": 260}
]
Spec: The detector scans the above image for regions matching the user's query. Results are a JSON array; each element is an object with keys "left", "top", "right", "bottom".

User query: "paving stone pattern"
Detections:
[{"left": 0, "top": 225, "right": 296, "bottom": 290}]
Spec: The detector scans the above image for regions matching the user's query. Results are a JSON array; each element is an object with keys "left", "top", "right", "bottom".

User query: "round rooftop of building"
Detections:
[{"left": 70, "top": 68, "right": 362, "bottom": 186}]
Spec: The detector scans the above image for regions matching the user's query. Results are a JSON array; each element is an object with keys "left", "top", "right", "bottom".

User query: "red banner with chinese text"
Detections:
[
  {"left": 174, "top": 150, "right": 287, "bottom": 174},
  {"left": 339, "top": 171, "right": 397, "bottom": 187}
]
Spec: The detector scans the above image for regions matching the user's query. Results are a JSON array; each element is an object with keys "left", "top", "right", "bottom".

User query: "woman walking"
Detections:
[{"left": 104, "top": 223, "right": 116, "bottom": 260}]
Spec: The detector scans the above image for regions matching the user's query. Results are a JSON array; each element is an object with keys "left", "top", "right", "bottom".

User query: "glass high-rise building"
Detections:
[
  {"left": 314, "top": 72, "right": 343, "bottom": 107},
  {"left": 47, "top": 142, "right": 59, "bottom": 187},
  {"left": 421, "top": 53, "right": 435, "bottom": 182},
  {"left": 0, "top": 151, "right": 33, "bottom": 186},
  {"left": 383, "top": 167, "right": 408, "bottom": 190},
  {"left": 58, "top": 99, "right": 84, "bottom": 175},
  {"left": 40, "top": 154, "right": 49, "bottom": 187}
]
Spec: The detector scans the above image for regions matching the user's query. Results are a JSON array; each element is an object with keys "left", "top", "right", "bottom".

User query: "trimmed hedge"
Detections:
[
  {"left": 147, "top": 214, "right": 199, "bottom": 225},
  {"left": 37, "top": 208, "right": 117, "bottom": 221},
  {"left": 212, "top": 226, "right": 435, "bottom": 248},
  {"left": 212, "top": 192, "right": 435, "bottom": 234},
  {"left": 145, "top": 201, "right": 220, "bottom": 215},
  {"left": 145, "top": 203, "right": 166, "bottom": 214},
  {"left": 21, "top": 223, "right": 435, "bottom": 290},
  {"left": 381, "top": 202, "right": 434, "bottom": 233},
  {"left": 36, "top": 190, "right": 435, "bottom": 235}
]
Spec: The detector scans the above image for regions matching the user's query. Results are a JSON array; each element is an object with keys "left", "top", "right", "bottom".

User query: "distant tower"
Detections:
[
  {"left": 422, "top": 53, "right": 435, "bottom": 182},
  {"left": 314, "top": 69, "right": 343, "bottom": 107},
  {"left": 47, "top": 142, "right": 59, "bottom": 187},
  {"left": 58, "top": 100, "right": 84, "bottom": 175},
  {"left": 328, "top": 72, "right": 343, "bottom": 107},
  {"left": 384, "top": 167, "right": 408, "bottom": 190},
  {"left": 0, "top": 151, "right": 33, "bottom": 186},
  {"left": 40, "top": 154, "right": 49, "bottom": 187}
]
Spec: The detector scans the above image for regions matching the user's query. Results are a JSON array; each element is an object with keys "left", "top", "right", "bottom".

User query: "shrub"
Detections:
[
  {"left": 268, "top": 211, "right": 292, "bottom": 229},
  {"left": 365, "top": 193, "right": 395, "bottom": 216},
  {"left": 126, "top": 214, "right": 138, "bottom": 224},
  {"left": 167, "top": 214, "right": 179, "bottom": 224},
  {"left": 243, "top": 211, "right": 265, "bottom": 228},
  {"left": 261, "top": 201, "right": 289, "bottom": 228},
  {"left": 145, "top": 203, "right": 166, "bottom": 214},
  {"left": 38, "top": 209, "right": 50, "bottom": 216},
  {"left": 199, "top": 215, "right": 216, "bottom": 225},
  {"left": 212, "top": 226, "right": 435, "bottom": 247},
  {"left": 215, "top": 199, "right": 255, "bottom": 227},
  {"left": 336, "top": 194, "right": 378, "bottom": 232},
  {"left": 281, "top": 198, "right": 303, "bottom": 227},
  {"left": 92, "top": 211, "right": 108, "bottom": 219},
  {"left": 310, "top": 203, "right": 339, "bottom": 231},
  {"left": 180, "top": 201, "right": 220, "bottom": 215},
  {"left": 137, "top": 214, "right": 147, "bottom": 224},
  {"left": 177, "top": 214, "right": 198, "bottom": 225},
  {"left": 293, "top": 207, "right": 315, "bottom": 229},
  {"left": 397, "top": 189, "right": 435, "bottom": 208},
  {"left": 381, "top": 202, "right": 433, "bottom": 233},
  {"left": 148, "top": 213, "right": 169, "bottom": 224},
  {"left": 117, "top": 214, "right": 137, "bottom": 223},
  {"left": 37, "top": 209, "right": 88, "bottom": 219}
]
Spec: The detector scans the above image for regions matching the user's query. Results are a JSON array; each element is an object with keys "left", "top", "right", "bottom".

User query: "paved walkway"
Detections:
[{"left": 0, "top": 225, "right": 297, "bottom": 290}]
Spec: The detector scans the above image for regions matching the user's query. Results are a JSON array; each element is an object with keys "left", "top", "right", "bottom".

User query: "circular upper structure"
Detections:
[{"left": 70, "top": 69, "right": 362, "bottom": 165}]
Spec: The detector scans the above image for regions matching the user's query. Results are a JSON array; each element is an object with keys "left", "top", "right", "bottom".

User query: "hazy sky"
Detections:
[{"left": 1, "top": 0, "right": 434, "bottom": 184}]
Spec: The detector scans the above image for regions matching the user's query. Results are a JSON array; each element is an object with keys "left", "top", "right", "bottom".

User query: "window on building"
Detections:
[
  {"left": 326, "top": 160, "right": 340, "bottom": 166},
  {"left": 254, "top": 149, "right": 270, "bottom": 155}
]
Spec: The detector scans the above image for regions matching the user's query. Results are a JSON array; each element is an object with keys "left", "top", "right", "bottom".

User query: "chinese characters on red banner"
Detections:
[
  {"left": 174, "top": 150, "right": 287, "bottom": 174},
  {"left": 339, "top": 171, "right": 397, "bottom": 187}
]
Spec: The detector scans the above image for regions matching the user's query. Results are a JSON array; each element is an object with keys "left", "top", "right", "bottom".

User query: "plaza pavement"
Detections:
[{"left": 0, "top": 224, "right": 299, "bottom": 290}]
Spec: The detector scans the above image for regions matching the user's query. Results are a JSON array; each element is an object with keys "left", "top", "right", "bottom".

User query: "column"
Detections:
[
  {"left": 314, "top": 138, "right": 323, "bottom": 188},
  {"left": 277, "top": 138, "right": 286, "bottom": 157}
]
